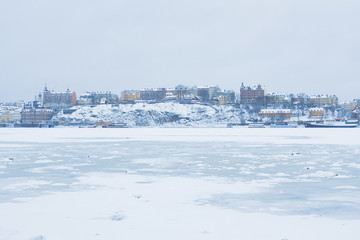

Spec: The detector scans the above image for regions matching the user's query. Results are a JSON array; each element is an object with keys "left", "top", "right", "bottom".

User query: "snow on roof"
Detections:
[
  {"left": 266, "top": 92, "right": 287, "bottom": 96},
  {"left": 260, "top": 109, "right": 291, "bottom": 113},
  {"left": 22, "top": 108, "right": 54, "bottom": 113},
  {"left": 309, "top": 108, "right": 324, "bottom": 111},
  {"left": 309, "top": 95, "right": 336, "bottom": 99}
]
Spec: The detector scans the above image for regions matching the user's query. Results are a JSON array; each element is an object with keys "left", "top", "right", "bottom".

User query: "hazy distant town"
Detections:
[{"left": 1, "top": 83, "right": 360, "bottom": 127}]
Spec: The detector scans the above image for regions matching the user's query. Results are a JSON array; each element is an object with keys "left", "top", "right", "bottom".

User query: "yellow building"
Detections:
[
  {"left": 0, "top": 109, "right": 22, "bottom": 123},
  {"left": 309, "top": 108, "right": 324, "bottom": 117},
  {"left": 339, "top": 101, "right": 357, "bottom": 111},
  {"left": 308, "top": 95, "right": 338, "bottom": 106},
  {"left": 218, "top": 95, "right": 227, "bottom": 105},
  {"left": 122, "top": 92, "right": 140, "bottom": 101}
]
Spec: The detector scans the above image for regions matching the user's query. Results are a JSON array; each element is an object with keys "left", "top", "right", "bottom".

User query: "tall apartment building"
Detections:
[
  {"left": 174, "top": 85, "right": 191, "bottom": 100},
  {"left": 197, "top": 86, "right": 220, "bottom": 102},
  {"left": 197, "top": 87, "right": 210, "bottom": 101},
  {"left": 240, "top": 83, "right": 265, "bottom": 104}
]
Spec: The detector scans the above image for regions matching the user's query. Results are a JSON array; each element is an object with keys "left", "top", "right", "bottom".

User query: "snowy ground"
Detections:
[
  {"left": 0, "top": 128, "right": 360, "bottom": 240},
  {"left": 53, "top": 103, "right": 254, "bottom": 127}
]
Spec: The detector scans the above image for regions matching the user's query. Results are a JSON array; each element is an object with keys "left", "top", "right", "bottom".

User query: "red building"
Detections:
[{"left": 240, "top": 83, "right": 265, "bottom": 104}]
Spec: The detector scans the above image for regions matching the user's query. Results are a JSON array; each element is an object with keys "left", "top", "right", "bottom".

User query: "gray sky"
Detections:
[{"left": 1, "top": 0, "right": 359, "bottom": 102}]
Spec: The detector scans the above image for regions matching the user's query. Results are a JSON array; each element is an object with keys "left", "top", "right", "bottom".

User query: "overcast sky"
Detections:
[{"left": 1, "top": 0, "right": 359, "bottom": 102}]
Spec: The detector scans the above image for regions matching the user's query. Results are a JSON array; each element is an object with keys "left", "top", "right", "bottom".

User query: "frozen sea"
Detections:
[{"left": 0, "top": 128, "right": 360, "bottom": 240}]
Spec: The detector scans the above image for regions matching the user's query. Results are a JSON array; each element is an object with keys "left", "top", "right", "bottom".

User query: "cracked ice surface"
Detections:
[{"left": 0, "top": 128, "right": 360, "bottom": 240}]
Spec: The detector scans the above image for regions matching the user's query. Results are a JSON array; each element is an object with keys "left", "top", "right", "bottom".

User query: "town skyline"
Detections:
[
  {"left": 2, "top": 81, "right": 358, "bottom": 128},
  {"left": 0, "top": 82, "right": 357, "bottom": 104}
]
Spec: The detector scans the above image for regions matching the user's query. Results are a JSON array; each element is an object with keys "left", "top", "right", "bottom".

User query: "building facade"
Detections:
[
  {"left": 21, "top": 108, "right": 55, "bottom": 124},
  {"left": 121, "top": 90, "right": 140, "bottom": 101},
  {"left": 78, "top": 92, "right": 119, "bottom": 105},
  {"left": 197, "top": 87, "right": 210, "bottom": 101},
  {"left": 265, "top": 93, "right": 290, "bottom": 106},
  {"left": 42, "top": 86, "right": 76, "bottom": 109},
  {"left": 0, "top": 108, "right": 21, "bottom": 123},
  {"left": 309, "top": 108, "right": 325, "bottom": 117},
  {"left": 174, "top": 85, "right": 191, "bottom": 100},
  {"left": 140, "top": 88, "right": 167, "bottom": 101},
  {"left": 308, "top": 95, "right": 338, "bottom": 106},
  {"left": 240, "top": 83, "right": 265, "bottom": 104},
  {"left": 91, "top": 92, "right": 118, "bottom": 104},
  {"left": 218, "top": 95, "right": 227, "bottom": 104},
  {"left": 339, "top": 101, "right": 357, "bottom": 112},
  {"left": 352, "top": 105, "right": 360, "bottom": 120},
  {"left": 197, "top": 86, "right": 221, "bottom": 102}
]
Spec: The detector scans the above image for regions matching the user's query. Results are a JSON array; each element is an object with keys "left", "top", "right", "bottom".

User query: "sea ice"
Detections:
[{"left": 0, "top": 128, "right": 359, "bottom": 240}]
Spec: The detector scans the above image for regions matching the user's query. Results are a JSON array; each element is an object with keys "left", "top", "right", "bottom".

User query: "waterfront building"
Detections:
[
  {"left": 21, "top": 108, "right": 55, "bottom": 124},
  {"left": 309, "top": 108, "right": 325, "bottom": 117},
  {"left": 0, "top": 107, "right": 21, "bottom": 123}
]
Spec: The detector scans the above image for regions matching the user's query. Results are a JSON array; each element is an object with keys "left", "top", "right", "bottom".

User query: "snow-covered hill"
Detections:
[{"left": 53, "top": 102, "right": 254, "bottom": 127}]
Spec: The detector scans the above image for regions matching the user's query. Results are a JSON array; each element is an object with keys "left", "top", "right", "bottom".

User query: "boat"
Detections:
[
  {"left": 227, "top": 123, "right": 248, "bottom": 128},
  {"left": 248, "top": 123, "right": 265, "bottom": 128},
  {"left": 270, "top": 122, "right": 298, "bottom": 128},
  {"left": 346, "top": 119, "right": 359, "bottom": 124},
  {"left": 102, "top": 123, "right": 129, "bottom": 128},
  {"left": 79, "top": 124, "right": 96, "bottom": 128},
  {"left": 304, "top": 121, "right": 358, "bottom": 128}
]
